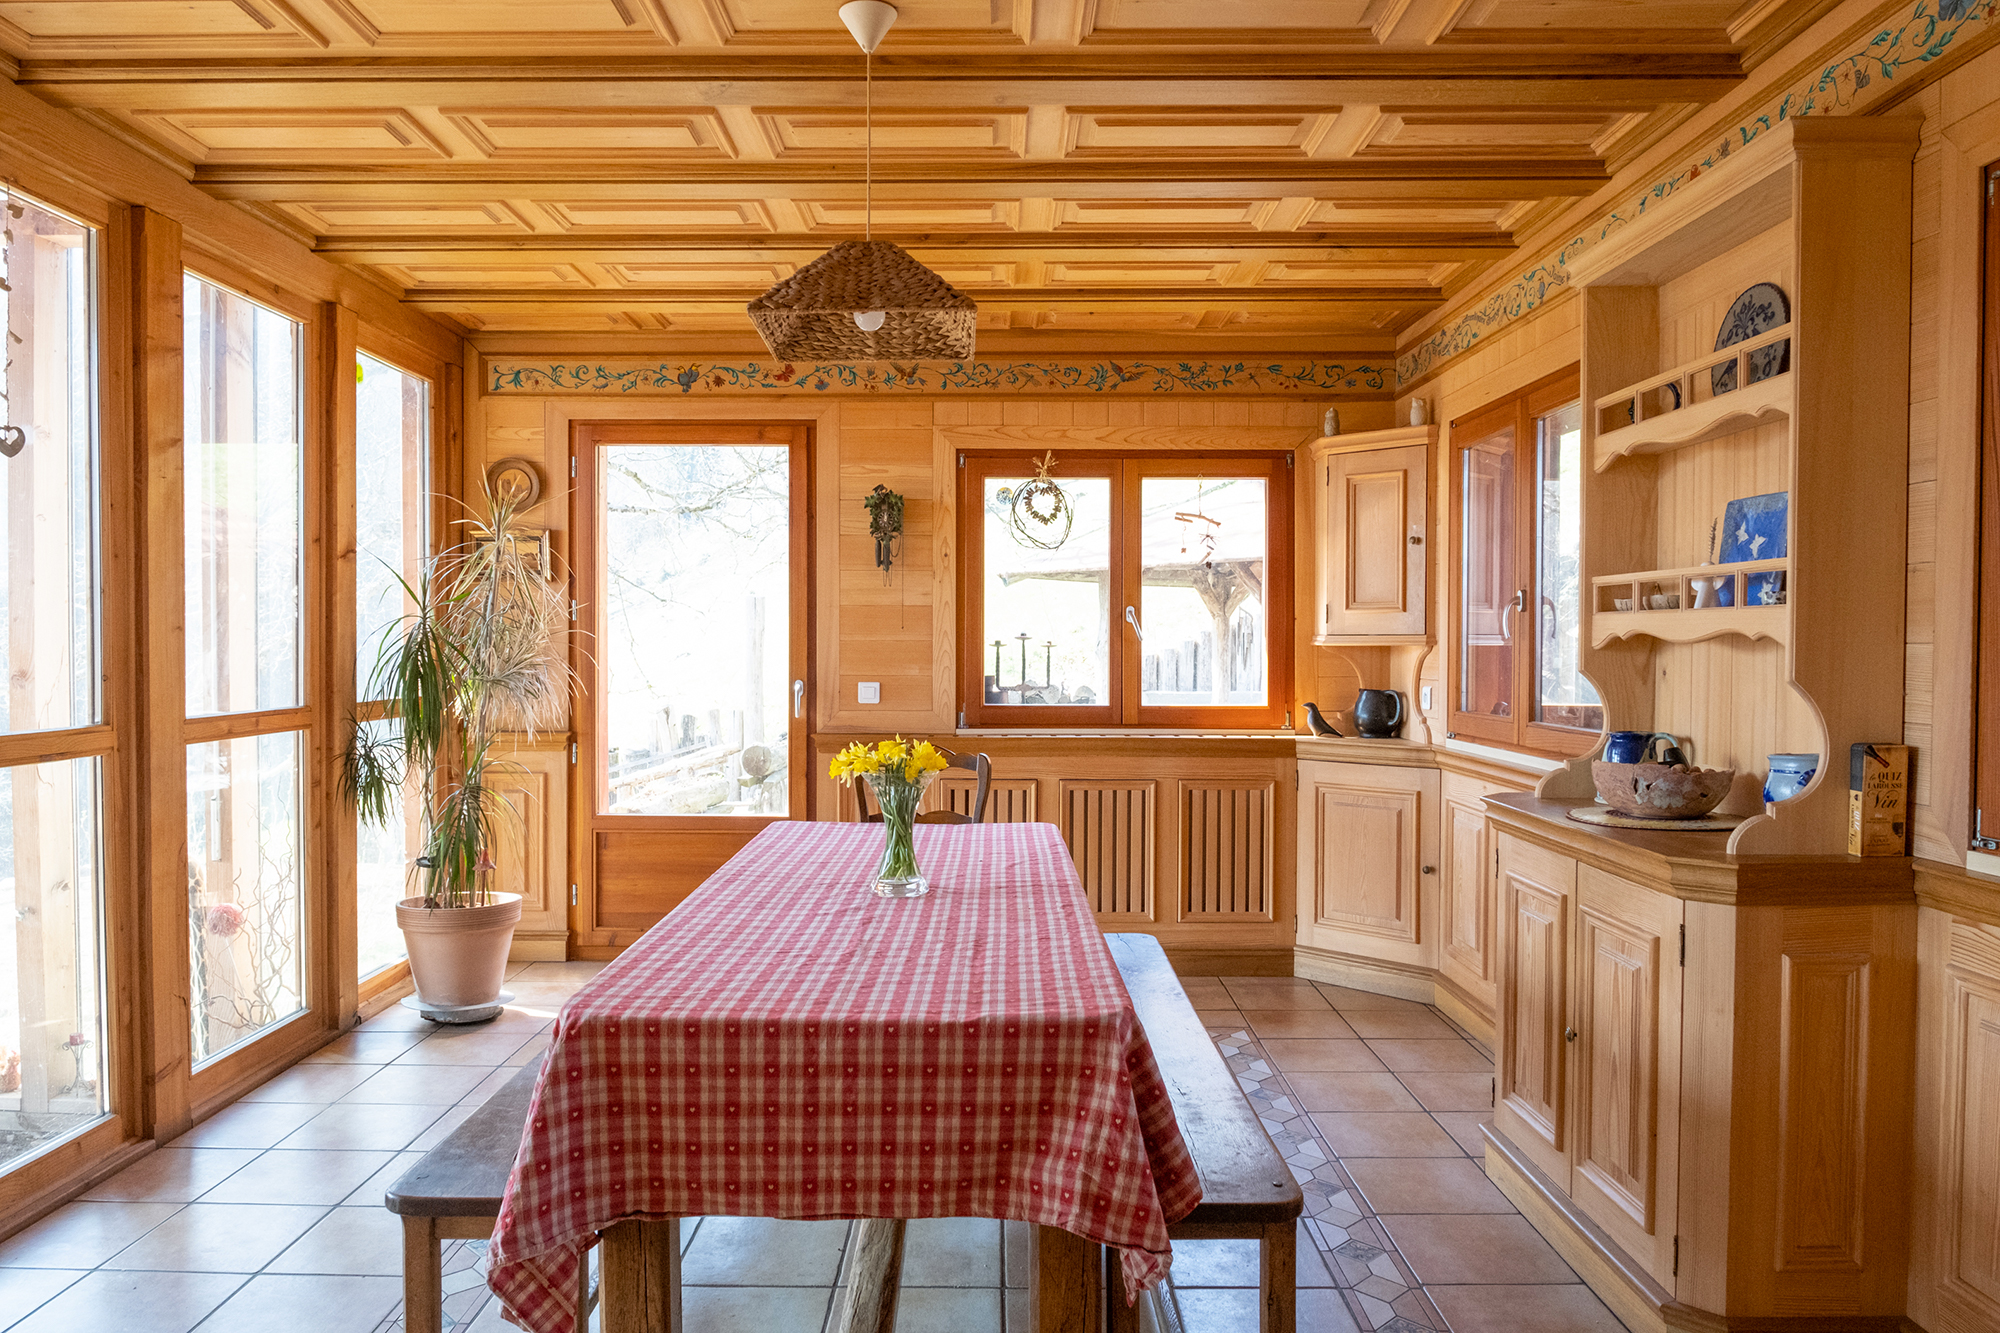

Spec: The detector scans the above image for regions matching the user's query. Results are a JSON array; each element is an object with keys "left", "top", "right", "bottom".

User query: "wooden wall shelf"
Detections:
[
  {"left": 1592, "top": 371, "right": 1791, "bottom": 470},
  {"left": 1590, "top": 605, "right": 1787, "bottom": 649}
]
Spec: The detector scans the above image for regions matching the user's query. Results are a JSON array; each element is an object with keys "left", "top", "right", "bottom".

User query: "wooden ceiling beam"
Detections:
[
  {"left": 19, "top": 74, "right": 1737, "bottom": 117},
  {"left": 312, "top": 234, "right": 1518, "bottom": 260},
  {"left": 196, "top": 164, "right": 1607, "bottom": 196}
]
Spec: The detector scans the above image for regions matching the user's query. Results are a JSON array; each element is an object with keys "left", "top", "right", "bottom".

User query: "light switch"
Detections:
[
  {"left": 857, "top": 682, "right": 881, "bottom": 704},
  {"left": 1420, "top": 686, "right": 1434, "bottom": 711}
]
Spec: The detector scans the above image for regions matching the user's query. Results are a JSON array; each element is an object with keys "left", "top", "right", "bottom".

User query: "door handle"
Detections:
[
  {"left": 1124, "top": 605, "right": 1145, "bottom": 642},
  {"left": 793, "top": 679, "right": 804, "bottom": 719}
]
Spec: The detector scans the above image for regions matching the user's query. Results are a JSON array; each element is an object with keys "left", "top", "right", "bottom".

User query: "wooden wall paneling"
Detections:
[
  {"left": 133, "top": 205, "right": 193, "bottom": 1142},
  {"left": 1058, "top": 778, "right": 1155, "bottom": 922},
  {"left": 1176, "top": 780, "right": 1274, "bottom": 921},
  {"left": 326, "top": 302, "right": 360, "bottom": 1028},
  {"left": 1570, "top": 864, "right": 1681, "bottom": 1287},
  {"left": 1494, "top": 829, "right": 1574, "bottom": 1188}
]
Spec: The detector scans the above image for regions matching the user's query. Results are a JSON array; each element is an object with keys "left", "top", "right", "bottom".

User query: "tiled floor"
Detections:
[{"left": 0, "top": 965, "right": 1631, "bottom": 1333}]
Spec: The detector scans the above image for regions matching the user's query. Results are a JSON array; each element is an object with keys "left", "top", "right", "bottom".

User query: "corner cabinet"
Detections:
[
  {"left": 490, "top": 734, "right": 571, "bottom": 961},
  {"left": 1309, "top": 426, "right": 1434, "bottom": 644},
  {"left": 1297, "top": 758, "right": 1440, "bottom": 971}
]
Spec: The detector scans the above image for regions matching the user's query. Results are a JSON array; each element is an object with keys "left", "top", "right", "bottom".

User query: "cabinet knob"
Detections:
[
  {"left": 1421, "top": 865, "right": 1435, "bottom": 875},
  {"left": 1564, "top": 1028, "right": 1577, "bottom": 1043},
  {"left": 1409, "top": 535, "right": 1423, "bottom": 545}
]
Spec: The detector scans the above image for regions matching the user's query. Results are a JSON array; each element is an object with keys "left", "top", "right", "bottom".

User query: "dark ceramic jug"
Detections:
[{"left": 1353, "top": 689, "right": 1404, "bottom": 739}]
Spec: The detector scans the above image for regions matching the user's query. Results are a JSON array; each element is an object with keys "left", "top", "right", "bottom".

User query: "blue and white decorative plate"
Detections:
[{"left": 1711, "top": 282, "right": 1790, "bottom": 396}]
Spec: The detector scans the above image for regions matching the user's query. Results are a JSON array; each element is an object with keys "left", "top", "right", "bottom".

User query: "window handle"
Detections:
[
  {"left": 1124, "top": 605, "right": 1145, "bottom": 642},
  {"left": 1512, "top": 588, "right": 1528, "bottom": 613},
  {"left": 793, "top": 679, "right": 804, "bottom": 719}
]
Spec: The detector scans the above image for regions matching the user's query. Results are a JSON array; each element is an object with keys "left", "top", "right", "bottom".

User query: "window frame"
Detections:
[
  {"left": 1446, "top": 365, "right": 1597, "bottom": 759},
  {"left": 957, "top": 450, "right": 1294, "bottom": 731}
]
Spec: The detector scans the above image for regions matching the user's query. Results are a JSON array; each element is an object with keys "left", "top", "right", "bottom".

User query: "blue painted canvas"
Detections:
[
  {"left": 1745, "top": 570, "right": 1787, "bottom": 605},
  {"left": 1720, "top": 492, "right": 1788, "bottom": 563}
]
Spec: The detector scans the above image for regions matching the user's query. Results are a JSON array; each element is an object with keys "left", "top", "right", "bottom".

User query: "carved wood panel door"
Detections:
[
  {"left": 1570, "top": 864, "right": 1682, "bottom": 1285},
  {"left": 1496, "top": 831, "right": 1574, "bottom": 1185}
]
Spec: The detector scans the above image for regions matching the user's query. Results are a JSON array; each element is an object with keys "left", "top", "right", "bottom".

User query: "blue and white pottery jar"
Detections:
[{"left": 1763, "top": 753, "right": 1818, "bottom": 804}]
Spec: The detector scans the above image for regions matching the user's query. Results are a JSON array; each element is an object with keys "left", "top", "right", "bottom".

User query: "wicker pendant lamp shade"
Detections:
[
  {"left": 748, "top": 240, "right": 977, "bottom": 360},
  {"left": 747, "top": 1, "right": 977, "bottom": 362}
]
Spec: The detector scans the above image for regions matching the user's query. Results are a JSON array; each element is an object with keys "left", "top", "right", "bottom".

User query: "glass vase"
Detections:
[{"left": 864, "top": 770, "right": 935, "bottom": 897}]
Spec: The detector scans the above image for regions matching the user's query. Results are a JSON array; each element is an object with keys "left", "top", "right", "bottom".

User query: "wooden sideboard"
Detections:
[{"left": 1483, "top": 794, "right": 1917, "bottom": 1332}]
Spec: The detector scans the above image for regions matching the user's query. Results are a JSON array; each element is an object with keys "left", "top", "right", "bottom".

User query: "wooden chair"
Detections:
[{"left": 853, "top": 749, "right": 991, "bottom": 825}]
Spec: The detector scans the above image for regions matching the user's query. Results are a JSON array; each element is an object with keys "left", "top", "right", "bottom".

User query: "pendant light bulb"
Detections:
[{"left": 854, "top": 310, "right": 887, "bottom": 332}]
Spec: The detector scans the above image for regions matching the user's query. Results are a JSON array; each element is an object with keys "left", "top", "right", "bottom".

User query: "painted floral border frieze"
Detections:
[
  {"left": 1396, "top": 0, "right": 1997, "bottom": 388},
  {"left": 485, "top": 358, "right": 1389, "bottom": 396}
]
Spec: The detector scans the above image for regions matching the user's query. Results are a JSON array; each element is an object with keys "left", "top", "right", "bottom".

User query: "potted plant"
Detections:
[{"left": 341, "top": 490, "right": 572, "bottom": 1022}]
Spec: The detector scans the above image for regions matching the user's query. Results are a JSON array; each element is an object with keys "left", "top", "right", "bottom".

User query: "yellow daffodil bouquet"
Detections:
[{"left": 829, "top": 737, "right": 951, "bottom": 897}]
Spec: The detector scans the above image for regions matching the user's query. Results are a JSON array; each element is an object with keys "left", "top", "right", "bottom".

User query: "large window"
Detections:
[
  {"left": 959, "top": 453, "right": 1292, "bottom": 729},
  {"left": 1449, "top": 368, "right": 1602, "bottom": 756},
  {"left": 183, "top": 273, "right": 307, "bottom": 1066},
  {"left": 0, "top": 194, "right": 108, "bottom": 1175},
  {"left": 353, "top": 352, "right": 429, "bottom": 979}
]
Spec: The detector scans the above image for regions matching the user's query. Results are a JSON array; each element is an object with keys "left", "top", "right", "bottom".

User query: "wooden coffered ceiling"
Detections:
[{"left": 4, "top": 0, "right": 1845, "bottom": 352}]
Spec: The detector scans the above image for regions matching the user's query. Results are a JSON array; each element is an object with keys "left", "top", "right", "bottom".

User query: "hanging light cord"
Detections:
[{"left": 864, "top": 45, "right": 873, "bottom": 242}]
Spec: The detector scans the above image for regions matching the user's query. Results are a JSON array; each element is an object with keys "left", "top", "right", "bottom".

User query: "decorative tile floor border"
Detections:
[{"left": 1208, "top": 1022, "right": 1452, "bottom": 1333}]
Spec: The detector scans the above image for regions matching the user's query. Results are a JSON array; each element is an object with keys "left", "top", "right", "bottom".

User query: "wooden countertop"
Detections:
[
  {"left": 1482, "top": 792, "right": 1915, "bottom": 907},
  {"left": 1914, "top": 857, "right": 2000, "bottom": 928}
]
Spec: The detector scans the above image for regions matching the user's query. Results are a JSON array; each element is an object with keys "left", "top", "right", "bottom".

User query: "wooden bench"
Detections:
[
  {"left": 386, "top": 935, "right": 1303, "bottom": 1333},
  {"left": 1098, "top": 931, "right": 1304, "bottom": 1333},
  {"left": 383, "top": 1056, "right": 587, "bottom": 1333}
]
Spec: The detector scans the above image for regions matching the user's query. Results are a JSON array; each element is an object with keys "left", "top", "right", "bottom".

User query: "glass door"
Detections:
[{"left": 572, "top": 422, "right": 809, "bottom": 939}]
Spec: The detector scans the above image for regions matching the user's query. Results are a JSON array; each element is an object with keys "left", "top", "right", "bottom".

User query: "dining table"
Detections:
[{"left": 484, "top": 819, "right": 1202, "bottom": 1333}]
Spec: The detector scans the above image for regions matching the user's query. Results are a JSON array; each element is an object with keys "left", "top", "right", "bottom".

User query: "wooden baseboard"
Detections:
[
  {"left": 1430, "top": 979, "right": 1495, "bottom": 1055},
  {"left": 1289, "top": 945, "right": 1436, "bottom": 1002},
  {"left": 1483, "top": 1126, "right": 1909, "bottom": 1333},
  {"left": 0, "top": 1134, "right": 154, "bottom": 1246},
  {"left": 508, "top": 931, "right": 567, "bottom": 962},
  {"left": 1160, "top": 947, "right": 1292, "bottom": 977}
]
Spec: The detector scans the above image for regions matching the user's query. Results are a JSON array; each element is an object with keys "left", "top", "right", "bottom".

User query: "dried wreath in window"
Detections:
[{"left": 1008, "top": 451, "right": 1074, "bottom": 550}]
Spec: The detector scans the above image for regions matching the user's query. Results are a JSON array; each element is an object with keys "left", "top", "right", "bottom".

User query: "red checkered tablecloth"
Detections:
[{"left": 486, "top": 820, "right": 1201, "bottom": 1333}]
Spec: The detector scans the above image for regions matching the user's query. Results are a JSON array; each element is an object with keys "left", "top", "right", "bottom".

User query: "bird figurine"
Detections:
[{"left": 1303, "top": 702, "right": 1341, "bottom": 737}]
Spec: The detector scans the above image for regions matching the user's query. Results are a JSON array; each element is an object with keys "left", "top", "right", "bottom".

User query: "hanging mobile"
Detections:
[{"left": 1008, "top": 451, "right": 1075, "bottom": 551}]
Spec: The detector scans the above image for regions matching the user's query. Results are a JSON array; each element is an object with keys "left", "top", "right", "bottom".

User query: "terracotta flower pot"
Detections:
[{"left": 396, "top": 893, "right": 522, "bottom": 1011}]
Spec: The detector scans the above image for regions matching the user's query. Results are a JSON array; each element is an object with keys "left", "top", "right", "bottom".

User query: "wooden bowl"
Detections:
[{"left": 1591, "top": 761, "right": 1735, "bottom": 820}]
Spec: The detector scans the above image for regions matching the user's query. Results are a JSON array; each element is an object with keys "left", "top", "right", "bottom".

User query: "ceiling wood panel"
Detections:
[{"left": 0, "top": 0, "right": 1848, "bottom": 345}]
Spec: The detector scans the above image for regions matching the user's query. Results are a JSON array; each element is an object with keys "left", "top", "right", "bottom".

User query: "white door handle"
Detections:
[
  {"left": 1124, "top": 605, "right": 1144, "bottom": 642},
  {"left": 793, "top": 679, "right": 804, "bottom": 718}
]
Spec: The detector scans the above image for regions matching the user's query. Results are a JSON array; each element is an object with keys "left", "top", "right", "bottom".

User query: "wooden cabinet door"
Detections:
[
  {"left": 1570, "top": 864, "right": 1682, "bottom": 1285},
  {"left": 1297, "top": 760, "right": 1439, "bottom": 970},
  {"left": 1438, "top": 794, "right": 1494, "bottom": 1006},
  {"left": 1318, "top": 443, "right": 1427, "bottom": 640},
  {"left": 490, "top": 736, "right": 571, "bottom": 961},
  {"left": 1496, "top": 831, "right": 1574, "bottom": 1184}
]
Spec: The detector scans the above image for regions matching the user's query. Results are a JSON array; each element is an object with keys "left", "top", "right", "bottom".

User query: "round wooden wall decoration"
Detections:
[{"left": 486, "top": 456, "right": 543, "bottom": 510}]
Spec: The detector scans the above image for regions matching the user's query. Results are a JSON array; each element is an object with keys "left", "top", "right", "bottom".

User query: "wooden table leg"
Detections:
[
  {"left": 1030, "top": 1225, "right": 1103, "bottom": 1333},
  {"left": 600, "top": 1218, "right": 681, "bottom": 1333},
  {"left": 1105, "top": 1246, "right": 1141, "bottom": 1333},
  {"left": 400, "top": 1216, "right": 442, "bottom": 1333},
  {"left": 1259, "top": 1220, "right": 1296, "bottom": 1333},
  {"left": 832, "top": 1218, "right": 906, "bottom": 1333}
]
